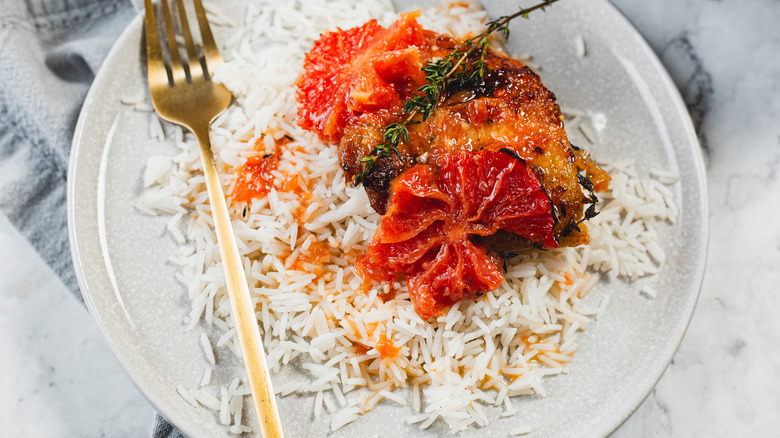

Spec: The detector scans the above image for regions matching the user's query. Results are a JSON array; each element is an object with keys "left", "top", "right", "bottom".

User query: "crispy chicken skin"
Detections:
[
  {"left": 297, "top": 14, "right": 611, "bottom": 316},
  {"left": 338, "top": 31, "right": 608, "bottom": 250}
]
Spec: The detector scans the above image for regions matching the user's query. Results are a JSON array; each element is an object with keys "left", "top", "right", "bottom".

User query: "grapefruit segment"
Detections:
[{"left": 360, "top": 150, "right": 556, "bottom": 318}]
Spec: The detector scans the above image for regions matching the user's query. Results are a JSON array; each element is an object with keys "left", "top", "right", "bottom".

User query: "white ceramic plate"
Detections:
[{"left": 68, "top": 1, "right": 707, "bottom": 437}]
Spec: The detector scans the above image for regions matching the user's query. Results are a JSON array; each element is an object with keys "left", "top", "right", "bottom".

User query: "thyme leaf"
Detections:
[
  {"left": 577, "top": 173, "right": 594, "bottom": 192},
  {"left": 354, "top": 0, "right": 562, "bottom": 185}
]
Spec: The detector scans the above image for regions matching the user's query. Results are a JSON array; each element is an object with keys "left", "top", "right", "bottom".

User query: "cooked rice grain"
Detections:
[{"left": 141, "top": 0, "right": 678, "bottom": 434}]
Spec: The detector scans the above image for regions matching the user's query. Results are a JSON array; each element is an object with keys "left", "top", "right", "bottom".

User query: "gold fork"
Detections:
[{"left": 143, "top": 1, "right": 284, "bottom": 436}]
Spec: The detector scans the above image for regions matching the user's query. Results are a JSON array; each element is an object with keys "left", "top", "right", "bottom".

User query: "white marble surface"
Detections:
[
  {"left": 0, "top": 212, "right": 155, "bottom": 436},
  {"left": 610, "top": 0, "right": 780, "bottom": 436},
  {"left": 1, "top": 0, "right": 779, "bottom": 436}
]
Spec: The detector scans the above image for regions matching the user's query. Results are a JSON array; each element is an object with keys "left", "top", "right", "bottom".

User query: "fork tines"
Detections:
[{"left": 144, "top": 0, "right": 223, "bottom": 87}]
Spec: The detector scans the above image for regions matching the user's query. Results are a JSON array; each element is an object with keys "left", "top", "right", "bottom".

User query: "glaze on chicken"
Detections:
[{"left": 296, "top": 13, "right": 610, "bottom": 317}]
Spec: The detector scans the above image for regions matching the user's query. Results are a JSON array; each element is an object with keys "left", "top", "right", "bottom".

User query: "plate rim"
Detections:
[
  {"left": 67, "top": 10, "right": 195, "bottom": 436},
  {"left": 592, "top": 1, "right": 709, "bottom": 434},
  {"left": 67, "top": 2, "right": 709, "bottom": 437}
]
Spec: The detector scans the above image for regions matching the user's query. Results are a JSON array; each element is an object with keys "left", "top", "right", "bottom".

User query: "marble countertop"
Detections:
[{"left": 1, "top": 0, "right": 779, "bottom": 436}]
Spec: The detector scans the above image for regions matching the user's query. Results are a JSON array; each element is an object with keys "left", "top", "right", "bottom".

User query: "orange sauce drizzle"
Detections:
[
  {"left": 290, "top": 238, "right": 331, "bottom": 276},
  {"left": 378, "top": 286, "right": 397, "bottom": 303},
  {"left": 353, "top": 343, "right": 370, "bottom": 356},
  {"left": 376, "top": 333, "right": 400, "bottom": 360},
  {"left": 231, "top": 139, "right": 283, "bottom": 204}
]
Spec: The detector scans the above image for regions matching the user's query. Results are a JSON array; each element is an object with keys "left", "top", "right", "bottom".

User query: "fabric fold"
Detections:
[{"left": 1, "top": 0, "right": 183, "bottom": 435}]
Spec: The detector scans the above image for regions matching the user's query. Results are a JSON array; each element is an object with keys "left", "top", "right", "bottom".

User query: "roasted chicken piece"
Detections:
[
  {"left": 338, "top": 39, "right": 609, "bottom": 249},
  {"left": 296, "top": 12, "right": 610, "bottom": 317}
]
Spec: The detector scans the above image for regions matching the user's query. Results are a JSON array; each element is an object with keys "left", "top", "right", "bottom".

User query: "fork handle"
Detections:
[{"left": 193, "top": 125, "right": 285, "bottom": 438}]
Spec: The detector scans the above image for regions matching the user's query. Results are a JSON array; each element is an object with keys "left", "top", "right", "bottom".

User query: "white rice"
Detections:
[
  {"left": 194, "top": 389, "right": 221, "bottom": 411},
  {"left": 574, "top": 34, "right": 586, "bottom": 58},
  {"left": 650, "top": 168, "right": 681, "bottom": 184},
  {"left": 511, "top": 424, "right": 534, "bottom": 436},
  {"left": 200, "top": 366, "right": 213, "bottom": 387},
  {"left": 136, "top": 0, "right": 679, "bottom": 434},
  {"left": 134, "top": 102, "right": 154, "bottom": 112},
  {"left": 640, "top": 285, "right": 657, "bottom": 298},
  {"left": 201, "top": 333, "right": 217, "bottom": 365},
  {"left": 120, "top": 92, "right": 146, "bottom": 105},
  {"left": 177, "top": 385, "right": 200, "bottom": 408}
]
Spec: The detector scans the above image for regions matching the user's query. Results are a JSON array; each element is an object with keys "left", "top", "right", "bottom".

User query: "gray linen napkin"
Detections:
[{"left": 0, "top": 0, "right": 182, "bottom": 436}]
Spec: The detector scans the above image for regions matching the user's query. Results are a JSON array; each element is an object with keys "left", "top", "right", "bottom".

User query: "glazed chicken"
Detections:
[
  {"left": 338, "top": 38, "right": 609, "bottom": 248},
  {"left": 296, "top": 12, "right": 610, "bottom": 318}
]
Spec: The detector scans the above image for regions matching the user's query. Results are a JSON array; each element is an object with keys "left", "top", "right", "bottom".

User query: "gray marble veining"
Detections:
[
  {"left": 1, "top": 0, "right": 779, "bottom": 436},
  {"left": 612, "top": 0, "right": 780, "bottom": 436}
]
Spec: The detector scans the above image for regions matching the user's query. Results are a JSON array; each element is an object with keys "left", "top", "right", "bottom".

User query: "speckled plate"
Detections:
[{"left": 68, "top": 1, "right": 707, "bottom": 437}]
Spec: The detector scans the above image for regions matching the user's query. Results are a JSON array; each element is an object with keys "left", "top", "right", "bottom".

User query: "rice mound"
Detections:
[{"left": 135, "top": 0, "right": 678, "bottom": 434}]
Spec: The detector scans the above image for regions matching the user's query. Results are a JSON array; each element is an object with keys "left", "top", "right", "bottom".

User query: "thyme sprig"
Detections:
[
  {"left": 355, "top": 0, "right": 560, "bottom": 184},
  {"left": 559, "top": 173, "right": 601, "bottom": 238}
]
